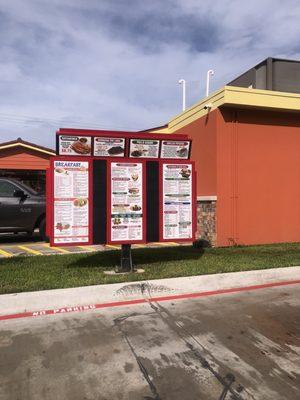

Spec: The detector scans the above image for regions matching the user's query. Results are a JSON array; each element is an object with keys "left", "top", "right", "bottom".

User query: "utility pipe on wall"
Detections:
[
  {"left": 178, "top": 79, "right": 186, "bottom": 111},
  {"left": 206, "top": 70, "right": 214, "bottom": 97}
]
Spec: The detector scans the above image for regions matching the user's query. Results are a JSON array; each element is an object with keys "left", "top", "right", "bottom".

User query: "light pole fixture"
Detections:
[
  {"left": 178, "top": 79, "right": 186, "bottom": 111},
  {"left": 206, "top": 70, "right": 214, "bottom": 97}
]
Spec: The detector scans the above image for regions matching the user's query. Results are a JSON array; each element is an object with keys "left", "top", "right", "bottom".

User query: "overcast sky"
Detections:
[{"left": 0, "top": 0, "right": 300, "bottom": 148}]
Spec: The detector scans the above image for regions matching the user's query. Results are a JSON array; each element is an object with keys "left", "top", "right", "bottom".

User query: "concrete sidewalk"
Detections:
[
  {"left": 1, "top": 266, "right": 299, "bottom": 318},
  {"left": 1, "top": 268, "right": 300, "bottom": 399}
]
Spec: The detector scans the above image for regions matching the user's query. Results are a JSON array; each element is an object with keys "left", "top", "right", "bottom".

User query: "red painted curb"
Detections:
[{"left": 1, "top": 279, "right": 299, "bottom": 322}]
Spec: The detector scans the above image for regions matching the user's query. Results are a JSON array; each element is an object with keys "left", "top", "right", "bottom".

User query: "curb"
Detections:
[{"left": 0, "top": 266, "right": 299, "bottom": 321}]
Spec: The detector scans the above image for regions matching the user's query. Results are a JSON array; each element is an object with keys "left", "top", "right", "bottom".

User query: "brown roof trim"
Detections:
[
  {"left": 139, "top": 124, "right": 168, "bottom": 132},
  {"left": 0, "top": 137, "right": 55, "bottom": 155}
]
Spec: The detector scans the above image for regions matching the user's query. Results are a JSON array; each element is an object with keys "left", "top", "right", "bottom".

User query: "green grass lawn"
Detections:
[{"left": 0, "top": 242, "right": 300, "bottom": 294}]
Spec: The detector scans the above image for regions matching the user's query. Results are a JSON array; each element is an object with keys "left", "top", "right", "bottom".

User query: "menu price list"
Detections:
[
  {"left": 53, "top": 161, "right": 89, "bottom": 244},
  {"left": 110, "top": 162, "right": 143, "bottom": 242},
  {"left": 162, "top": 163, "right": 193, "bottom": 240}
]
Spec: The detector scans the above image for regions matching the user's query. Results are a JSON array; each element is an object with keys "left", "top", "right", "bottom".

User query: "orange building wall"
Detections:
[
  {"left": 175, "top": 110, "right": 217, "bottom": 196},
  {"left": 0, "top": 147, "right": 51, "bottom": 170},
  {"left": 217, "top": 108, "right": 300, "bottom": 246}
]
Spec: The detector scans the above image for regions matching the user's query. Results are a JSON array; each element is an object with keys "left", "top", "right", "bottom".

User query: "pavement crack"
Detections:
[
  {"left": 114, "top": 316, "right": 161, "bottom": 400},
  {"left": 218, "top": 373, "right": 235, "bottom": 400},
  {"left": 145, "top": 301, "right": 248, "bottom": 400},
  {"left": 141, "top": 282, "right": 147, "bottom": 295},
  {"left": 113, "top": 313, "right": 140, "bottom": 324}
]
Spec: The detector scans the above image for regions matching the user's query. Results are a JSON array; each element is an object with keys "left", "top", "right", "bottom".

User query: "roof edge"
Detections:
[
  {"left": 0, "top": 138, "right": 55, "bottom": 156},
  {"left": 167, "top": 86, "right": 300, "bottom": 132}
]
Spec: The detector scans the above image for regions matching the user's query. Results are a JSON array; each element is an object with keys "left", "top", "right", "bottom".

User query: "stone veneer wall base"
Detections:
[{"left": 196, "top": 199, "right": 217, "bottom": 246}]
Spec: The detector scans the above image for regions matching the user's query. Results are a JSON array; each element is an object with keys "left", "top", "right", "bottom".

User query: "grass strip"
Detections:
[{"left": 0, "top": 242, "right": 299, "bottom": 294}]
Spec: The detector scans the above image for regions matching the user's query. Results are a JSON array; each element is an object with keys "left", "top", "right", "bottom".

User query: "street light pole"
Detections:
[
  {"left": 206, "top": 70, "right": 214, "bottom": 97},
  {"left": 178, "top": 79, "right": 186, "bottom": 111}
]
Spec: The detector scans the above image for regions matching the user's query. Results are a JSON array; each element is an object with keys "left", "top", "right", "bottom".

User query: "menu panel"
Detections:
[
  {"left": 53, "top": 160, "right": 89, "bottom": 244},
  {"left": 162, "top": 163, "right": 193, "bottom": 240},
  {"left": 94, "top": 137, "right": 125, "bottom": 157},
  {"left": 129, "top": 139, "right": 159, "bottom": 158},
  {"left": 161, "top": 140, "right": 191, "bottom": 159},
  {"left": 59, "top": 135, "right": 92, "bottom": 156},
  {"left": 110, "top": 162, "right": 144, "bottom": 242}
]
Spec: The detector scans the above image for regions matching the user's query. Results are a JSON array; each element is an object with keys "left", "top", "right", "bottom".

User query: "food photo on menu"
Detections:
[
  {"left": 177, "top": 146, "right": 188, "bottom": 158},
  {"left": 59, "top": 135, "right": 92, "bottom": 156},
  {"left": 180, "top": 166, "right": 191, "bottom": 179},
  {"left": 108, "top": 146, "right": 124, "bottom": 155},
  {"left": 54, "top": 167, "right": 68, "bottom": 175},
  {"left": 73, "top": 198, "right": 88, "bottom": 207},
  {"left": 71, "top": 137, "right": 91, "bottom": 154},
  {"left": 55, "top": 222, "right": 70, "bottom": 233}
]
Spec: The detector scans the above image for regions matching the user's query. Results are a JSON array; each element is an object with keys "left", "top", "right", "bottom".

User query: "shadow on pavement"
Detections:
[
  {"left": 0, "top": 232, "right": 43, "bottom": 244},
  {"left": 68, "top": 245, "right": 205, "bottom": 269}
]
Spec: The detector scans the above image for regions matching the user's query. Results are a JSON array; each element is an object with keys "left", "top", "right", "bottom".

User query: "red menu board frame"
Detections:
[
  {"left": 106, "top": 159, "right": 147, "bottom": 245},
  {"left": 48, "top": 156, "right": 93, "bottom": 247},
  {"left": 158, "top": 159, "right": 197, "bottom": 243},
  {"left": 47, "top": 128, "right": 197, "bottom": 249}
]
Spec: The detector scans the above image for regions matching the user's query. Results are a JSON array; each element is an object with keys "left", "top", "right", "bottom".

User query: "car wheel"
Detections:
[{"left": 39, "top": 218, "right": 47, "bottom": 241}]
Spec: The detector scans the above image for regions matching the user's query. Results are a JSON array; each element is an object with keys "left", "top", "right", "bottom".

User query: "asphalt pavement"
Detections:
[
  {"left": 0, "top": 232, "right": 182, "bottom": 258},
  {"left": 1, "top": 282, "right": 299, "bottom": 399}
]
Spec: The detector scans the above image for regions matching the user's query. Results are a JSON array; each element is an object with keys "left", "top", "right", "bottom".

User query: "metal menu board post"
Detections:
[{"left": 119, "top": 244, "right": 133, "bottom": 272}]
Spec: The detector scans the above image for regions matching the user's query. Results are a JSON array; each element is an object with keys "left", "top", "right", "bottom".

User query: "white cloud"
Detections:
[{"left": 0, "top": 0, "right": 299, "bottom": 148}]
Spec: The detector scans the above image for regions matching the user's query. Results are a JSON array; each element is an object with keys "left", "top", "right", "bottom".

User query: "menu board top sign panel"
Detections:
[
  {"left": 59, "top": 135, "right": 92, "bottom": 156},
  {"left": 57, "top": 132, "right": 192, "bottom": 160},
  {"left": 94, "top": 137, "right": 125, "bottom": 157},
  {"left": 109, "top": 161, "right": 145, "bottom": 244},
  {"left": 160, "top": 140, "right": 191, "bottom": 159},
  {"left": 129, "top": 139, "right": 160, "bottom": 159}
]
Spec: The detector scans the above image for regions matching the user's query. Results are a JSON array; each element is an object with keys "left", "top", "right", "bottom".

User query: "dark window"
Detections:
[{"left": 0, "top": 181, "right": 17, "bottom": 197}]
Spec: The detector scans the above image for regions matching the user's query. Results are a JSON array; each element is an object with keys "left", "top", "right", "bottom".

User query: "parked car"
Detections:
[{"left": 0, "top": 178, "right": 46, "bottom": 240}]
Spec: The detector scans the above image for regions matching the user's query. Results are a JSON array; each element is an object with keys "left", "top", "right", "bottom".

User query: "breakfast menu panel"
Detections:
[
  {"left": 160, "top": 140, "right": 191, "bottom": 159},
  {"left": 53, "top": 160, "right": 89, "bottom": 244},
  {"left": 58, "top": 135, "right": 92, "bottom": 156},
  {"left": 110, "top": 162, "right": 144, "bottom": 242},
  {"left": 162, "top": 163, "right": 193, "bottom": 240},
  {"left": 93, "top": 137, "right": 125, "bottom": 157}
]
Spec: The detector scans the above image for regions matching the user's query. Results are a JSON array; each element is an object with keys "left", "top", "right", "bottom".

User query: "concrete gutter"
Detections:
[{"left": 0, "top": 266, "right": 299, "bottom": 319}]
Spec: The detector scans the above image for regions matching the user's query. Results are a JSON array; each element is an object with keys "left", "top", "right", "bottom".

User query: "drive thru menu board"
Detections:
[
  {"left": 162, "top": 163, "right": 193, "bottom": 240},
  {"left": 110, "top": 162, "right": 144, "bottom": 243},
  {"left": 161, "top": 140, "right": 191, "bottom": 159},
  {"left": 53, "top": 160, "right": 89, "bottom": 244}
]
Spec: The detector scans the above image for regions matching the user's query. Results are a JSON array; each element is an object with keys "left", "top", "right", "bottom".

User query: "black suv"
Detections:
[{"left": 0, "top": 178, "right": 46, "bottom": 240}]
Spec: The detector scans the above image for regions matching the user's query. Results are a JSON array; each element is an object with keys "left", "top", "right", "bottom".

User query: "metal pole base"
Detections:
[{"left": 117, "top": 244, "right": 133, "bottom": 273}]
